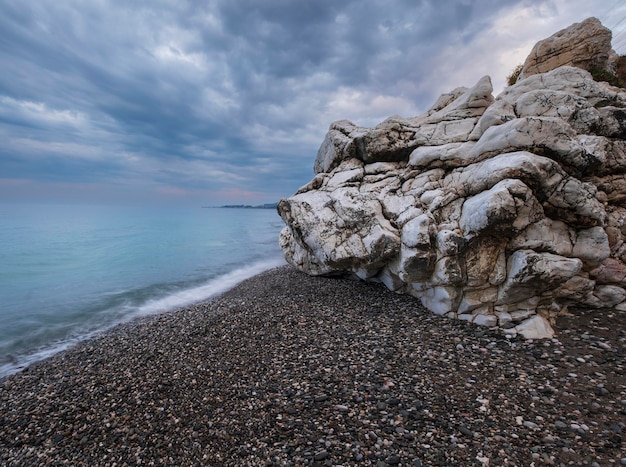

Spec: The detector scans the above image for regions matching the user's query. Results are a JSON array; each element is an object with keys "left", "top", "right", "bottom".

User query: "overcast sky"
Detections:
[{"left": 1, "top": 0, "right": 625, "bottom": 206}]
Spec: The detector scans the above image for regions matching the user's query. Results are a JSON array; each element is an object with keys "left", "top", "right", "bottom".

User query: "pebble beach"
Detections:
[{"left": 1, "top": 265, "right": 625, "bottom": 466}]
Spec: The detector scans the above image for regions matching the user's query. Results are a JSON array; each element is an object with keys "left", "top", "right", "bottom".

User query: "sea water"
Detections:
[{"left": 0, "top": 203, "right": 286, "bottom": 378}]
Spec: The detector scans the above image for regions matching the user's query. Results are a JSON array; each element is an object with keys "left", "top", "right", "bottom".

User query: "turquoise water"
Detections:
[{"left": 0, "top": 204, "right": 285, "bottom": 378}]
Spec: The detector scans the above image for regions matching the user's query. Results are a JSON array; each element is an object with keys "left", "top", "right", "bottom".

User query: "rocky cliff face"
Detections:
[{"left": 278, "top": 18, "right": 626, "bottom": 339}]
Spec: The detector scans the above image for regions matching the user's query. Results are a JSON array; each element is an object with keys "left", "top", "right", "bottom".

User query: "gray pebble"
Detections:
[{"left": 554, "top": 421, "right": 568, "bottom": 430}]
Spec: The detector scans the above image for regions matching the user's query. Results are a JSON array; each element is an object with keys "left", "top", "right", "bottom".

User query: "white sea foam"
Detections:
[
  {"left": 130, "top": 257, "right": 286, "bottom": 317},
  {"left": 0, "top": 332, "right": 98, "bottom": 380}
]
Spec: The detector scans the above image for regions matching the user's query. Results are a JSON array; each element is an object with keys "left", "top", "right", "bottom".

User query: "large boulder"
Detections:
[
  {"left": 278, "top": 19, "right": 626, "bottom": 338},
  {"left": 519, "top": 17, "right": 615, "bottom": 80}
]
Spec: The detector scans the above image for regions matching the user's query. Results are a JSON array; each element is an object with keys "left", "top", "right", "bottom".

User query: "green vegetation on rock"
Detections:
[
  {"left": 506, "top": 64, "right": 523, "bottom": 86},
  {"left": 589, "top": 64, "right": 624, "bottom": 88}
]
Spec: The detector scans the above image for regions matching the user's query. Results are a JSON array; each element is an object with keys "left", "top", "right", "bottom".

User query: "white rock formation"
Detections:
[{"left": 278, "top": 19, "right": 626, "bottom": 339}]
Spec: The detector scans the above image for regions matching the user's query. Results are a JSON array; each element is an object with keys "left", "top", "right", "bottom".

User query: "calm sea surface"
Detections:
[{"left": 0, "top": 203, "right": 285, "bottom": 378}]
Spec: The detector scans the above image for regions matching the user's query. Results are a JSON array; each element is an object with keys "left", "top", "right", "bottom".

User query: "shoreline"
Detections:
[
  {"left": 0, "top": 257, "right": 286, "bottom": 381},
  {"left": 1, "top": 265, "right": 624, "bottom": 465}
]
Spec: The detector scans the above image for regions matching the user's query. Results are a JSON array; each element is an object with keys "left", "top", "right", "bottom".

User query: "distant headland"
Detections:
[{"left": 203, "top": 203, "right": 278, "bottom": 209}]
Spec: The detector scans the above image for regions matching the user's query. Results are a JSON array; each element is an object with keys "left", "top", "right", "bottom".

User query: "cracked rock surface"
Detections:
[{"left": 279, "top": 19, "right": 626, "bottom": 339}]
